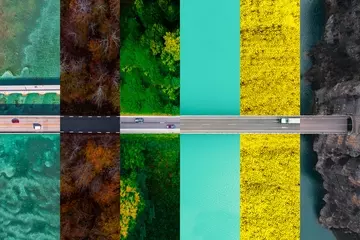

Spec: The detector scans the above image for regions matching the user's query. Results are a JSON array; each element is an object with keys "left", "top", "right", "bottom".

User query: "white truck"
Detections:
[{"left": 279, "top": 118, "right": 300, "bottom": 124}]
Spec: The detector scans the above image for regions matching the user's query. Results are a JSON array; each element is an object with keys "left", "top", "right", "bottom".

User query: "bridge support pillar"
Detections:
[{"left": 351, "top": 116, "right": 360, "bottom": 135}]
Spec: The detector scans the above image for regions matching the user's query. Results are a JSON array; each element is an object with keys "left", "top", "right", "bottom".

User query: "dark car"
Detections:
[
  {"left": 11, "top": 118, "right": 19, "bottom": 123},
  {"left": 134, "top": 118, "right": 144, "bottom": 123},
  {"left": 166, "top": 124, "right": 176, "bottom": 129}
]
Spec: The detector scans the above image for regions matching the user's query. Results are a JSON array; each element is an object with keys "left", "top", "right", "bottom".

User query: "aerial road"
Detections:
[
  {"left": 120, "top": 116, "right": 180, "bottom": 134},
  {"left": 0, "top": 115, "right": 60, "bottom": 133},
  {"left": 0, "top": 115, "right": 181, "bottom": 134},
  {"left": 0, "top": 115, "right": 352, "bottom": 134},
  {"left": 180, "top": 115, "right": 350, "bottom": 134},
  {"left": 62, "top": 115, "right": 180, "bottom": 134}
]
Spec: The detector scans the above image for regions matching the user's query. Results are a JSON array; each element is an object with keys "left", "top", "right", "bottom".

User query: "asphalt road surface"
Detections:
[
  {"left": 180, "top": 115, "right": 349, "bottom": 134},
  {"left": 0, "top": 115, "right": 351, "bottom": 134},
  {"left": 0, "top": 85, "right": 60, "bottom": 94},
  {"left": 0, "top": 116, "right": 180, "bottom": 134},
  {"left": 0, "top": 115, "right": 60, "bottom": 133},
  {"left": 61, "top": 116, "right": 120, "bottom": 133},
  {"left": 120, "top": 116, "right": 180, "bottom": 134}
]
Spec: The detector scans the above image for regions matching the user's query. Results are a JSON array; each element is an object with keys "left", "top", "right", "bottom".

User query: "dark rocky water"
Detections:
[
  {"left": 300, "top": 0, "right": 336, "bottom": 239},
  {"left": 301, "top": 0, "right": 360, "bottom": 239}
]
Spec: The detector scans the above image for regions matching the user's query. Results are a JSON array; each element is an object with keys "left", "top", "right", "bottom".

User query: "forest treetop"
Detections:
[{"left": 120, "top": 0, "right": 180, "bottom": 115}]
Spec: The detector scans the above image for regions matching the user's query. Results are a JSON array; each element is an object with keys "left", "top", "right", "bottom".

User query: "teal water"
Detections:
[
  {"left": 180, "top": 0, "right": 240, "bottom": 239},
  {"left": 0, "top": 134, "right": 60, "bottom": 239},
  {"left": 0, "top": 0, "right": 60, "bottom": 78},
  {"left": 300, "top": 0, "right": 335, "bottom": 239},
  {"left": 22, "top": 0, "right": 60, "bottom": 78}
]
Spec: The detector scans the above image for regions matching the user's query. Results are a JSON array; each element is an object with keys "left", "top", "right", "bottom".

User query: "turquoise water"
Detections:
[
  {"left": 180, "top": 136, "right": 240, "bottom": 240},
  {"left": 180, "top": 0, "right": 240, "bottom": 239},
  {"left": 180, "top": 2, "right": 240, "bottom": 115},
  {"left": 0, "top": 134, "right": 60, "bottom": 239},
  {"left": 300, "top": 0, "right": 335, "bottom": 239}
]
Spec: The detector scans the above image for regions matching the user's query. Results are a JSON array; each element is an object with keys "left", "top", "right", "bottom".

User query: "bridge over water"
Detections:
[
  {"left": 0, "top": 115, "right": 357, "bottom": 135},
  {"left": 0, "top": 85, "right": 60, "bottom": 95}
]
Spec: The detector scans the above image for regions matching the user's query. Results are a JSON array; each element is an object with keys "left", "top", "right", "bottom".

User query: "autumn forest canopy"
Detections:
[
  {"left": 120, "top": 0, "right": 180, "bottom": 115},
  {"left": 60, "top": 0, "right": 120, "bottom": 115}
]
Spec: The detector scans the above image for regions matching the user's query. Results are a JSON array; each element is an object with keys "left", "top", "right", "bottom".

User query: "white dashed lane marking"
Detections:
[{"left": 60, "top": 116, "right": 123, "bottom": 133}]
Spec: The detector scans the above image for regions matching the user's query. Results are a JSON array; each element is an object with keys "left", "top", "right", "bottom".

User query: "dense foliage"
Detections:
[
  {"left": 60, "top": 0, "right": 120, "bottom": 115},
  {"left": 120, "top": 134, "right": 180, "bottom": 239},
  {"left": 120, "top": 0, "right": 180, "bottom": 115},
  {"left": 61, "top": 134, "right": 120, "bottom": 239},
  {"left": 240, "top": 0, "right": 300, "bottom": 115},
  {"left": 240, "top": 135, "right": 300, "bottom": 240}
]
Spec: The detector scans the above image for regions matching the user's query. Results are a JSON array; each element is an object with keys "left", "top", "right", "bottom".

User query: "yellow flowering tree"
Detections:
[
  {"left": 161, "top": 29, "right": 180, "bottom": 72},
  {"left": 120, "top": 178, "right": 144, "bottom": 239}
]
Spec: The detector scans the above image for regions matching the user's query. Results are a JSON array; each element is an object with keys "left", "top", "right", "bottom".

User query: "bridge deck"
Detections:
[
  {"left": 0, "top": 85, "right": 60, "bottom": 95},
  {"left": 0, "top": 115, "right": 352, "bottom": 134}
]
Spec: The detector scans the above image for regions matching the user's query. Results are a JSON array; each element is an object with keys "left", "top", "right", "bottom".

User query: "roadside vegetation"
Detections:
[
  {"left": 120, "top": 0, "right": 180, "bottom": 115},
  {"left": 240, "top": 1, "right": 300, "bottom": 239},
  {"left": 120, "top": 134, "right": 180, "bottom": 239},
  {"left": 60, "top": 0, "right": 120, "bottom": 115}
]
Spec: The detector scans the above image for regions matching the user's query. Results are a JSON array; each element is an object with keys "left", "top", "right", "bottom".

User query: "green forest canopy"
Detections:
[
  {"left": 120, "top": 134, "right": 180, "bottom": 240},
  {"left": 120, "top": 0, "right": 180, "bottom": 115}
]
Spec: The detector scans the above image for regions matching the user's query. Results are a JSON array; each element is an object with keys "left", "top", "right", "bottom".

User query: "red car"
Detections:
[{"left": 11, "top": 118, "right": 19, "bottom": 123}]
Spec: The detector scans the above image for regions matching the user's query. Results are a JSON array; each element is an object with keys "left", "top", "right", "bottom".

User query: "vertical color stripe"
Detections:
[
  {"left": 240, "top": 0, "right": 301, "bottom": 239},
  {"left": 300, "top": 0, "right": 335, "bottom": 238},
  {"left": 181, "top": 135, "right": 240, "bottom": 240},
  {"left": 240, "top": 0, "right": 300, "bottom": 116},
  {"left": 180, "top": 0, "right": 240, "bottom": 239},
  {"left": 180, "top": 0, "right": 240, "bottom": 115}
]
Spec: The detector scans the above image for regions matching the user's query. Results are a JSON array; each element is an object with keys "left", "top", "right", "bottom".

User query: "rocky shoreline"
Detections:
[{"left": 304, "top": 0, "right": 360, "bottom": 238}]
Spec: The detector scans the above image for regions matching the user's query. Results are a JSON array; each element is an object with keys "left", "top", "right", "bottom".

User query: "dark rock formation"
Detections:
[{"left": 305, "top": 0, "right": 360, "bottom": 238}]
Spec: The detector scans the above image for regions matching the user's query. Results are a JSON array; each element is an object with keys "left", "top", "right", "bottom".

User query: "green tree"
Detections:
[{"left": 120, "top": 0, "right": 180, "bottom": 115}]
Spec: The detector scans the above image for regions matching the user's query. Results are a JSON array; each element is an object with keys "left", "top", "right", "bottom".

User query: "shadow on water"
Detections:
[
  {"left": 0, "top": 104, "right": 59, "bottom": 115},
  {"left": 301, "top": 134, "right": 327, "bottom": 214},
  {"left": 301, "top": 80, "right": 326, "bottom": 215},
  {"left": 0, "top": 77, "right": 59, "bottom": 85}
]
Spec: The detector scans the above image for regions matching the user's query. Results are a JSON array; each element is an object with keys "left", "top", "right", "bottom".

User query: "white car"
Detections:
[{"left": 33, "top": 123, "right": 42, "bottom": 130}]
